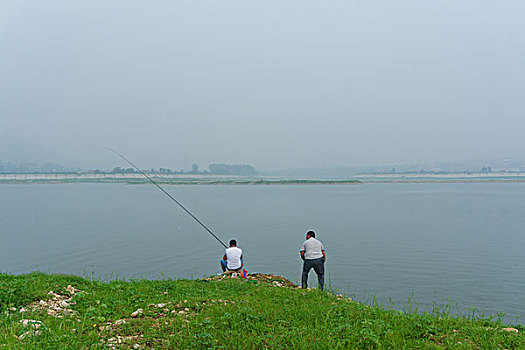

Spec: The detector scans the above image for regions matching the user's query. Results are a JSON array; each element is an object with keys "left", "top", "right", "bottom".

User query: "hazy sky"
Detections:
[{"left": 1, "top": 1, "right": 524, "bottom": 170}]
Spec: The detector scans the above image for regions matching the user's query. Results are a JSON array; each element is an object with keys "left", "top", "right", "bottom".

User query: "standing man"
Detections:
[
  {"left": 300, "top": 230, "right": 326, "bottom": 290},
  {"left": 220, "top": 239, "right": 243, "bottom": 273}
]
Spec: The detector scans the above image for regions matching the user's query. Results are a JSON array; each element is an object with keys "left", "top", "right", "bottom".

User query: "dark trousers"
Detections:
[{"left": 302, "top": 258, "right": 325, "bottom": 291}]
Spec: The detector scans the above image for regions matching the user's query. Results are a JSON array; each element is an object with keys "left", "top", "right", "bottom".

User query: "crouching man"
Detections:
[{"left": 220, "top": 239, "right": 243, "bottom": 273}]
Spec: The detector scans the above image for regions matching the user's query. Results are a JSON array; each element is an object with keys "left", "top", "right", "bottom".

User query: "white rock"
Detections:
[
  {"left": 19, "top": 331, "right": 30, "bottom": 340},
  {"left": 130, "top": 309, "right": 143, "bottom": 318},
  {"left": 20, "top": 319, "right": 42, "bottom": 327},
  {"left": 66, "top": 285, "right": 78, "bottom": 294}
]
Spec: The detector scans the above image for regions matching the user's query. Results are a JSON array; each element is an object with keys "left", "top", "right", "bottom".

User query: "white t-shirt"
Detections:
[
  {"left": 300, "top": 238, "right": 324, "bottom": 260},
  {"left": 225, "top": 247, "right": 243, "bottom": 270}
]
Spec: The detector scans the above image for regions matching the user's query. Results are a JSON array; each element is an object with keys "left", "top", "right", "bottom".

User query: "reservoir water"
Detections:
[{"left": 1, "top": 183, "right": 524, "bottom": 323}]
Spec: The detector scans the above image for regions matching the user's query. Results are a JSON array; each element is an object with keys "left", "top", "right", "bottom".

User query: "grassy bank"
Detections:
[{"left": 1, "top": 273, "right": 523, "bottom": 349}]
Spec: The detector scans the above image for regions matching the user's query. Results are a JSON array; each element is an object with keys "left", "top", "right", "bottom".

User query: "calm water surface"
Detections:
[{"left": 1, "top": 183, "right": 524, "bottom": 323}]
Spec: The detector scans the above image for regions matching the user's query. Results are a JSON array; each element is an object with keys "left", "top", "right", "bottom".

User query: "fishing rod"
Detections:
[{"left": 106, "top": 148, "right": 228, "bottom": 248}]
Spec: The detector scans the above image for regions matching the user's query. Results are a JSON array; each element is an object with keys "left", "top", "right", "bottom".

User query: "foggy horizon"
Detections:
[{"left": 1, "top": 1, "right": 524, "bottom": 171}]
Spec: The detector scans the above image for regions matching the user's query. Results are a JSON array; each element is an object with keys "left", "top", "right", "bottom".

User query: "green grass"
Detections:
[{"left": 1, "top": 272, "right": 523, "bottom": 349}]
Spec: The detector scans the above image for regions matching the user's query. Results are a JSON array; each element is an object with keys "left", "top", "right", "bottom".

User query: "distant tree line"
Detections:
[
  {"left": 208, "top": 164, "right": 256, "bottom": 175},
  {"left": 106, "top": 167, "right": 184, "bottom": 175},
  {"left": 0, "top": 160, "right": 79, "bottom": 173},
  {"left": 1, "top": 160, "right": 257, "bottom": 175}
]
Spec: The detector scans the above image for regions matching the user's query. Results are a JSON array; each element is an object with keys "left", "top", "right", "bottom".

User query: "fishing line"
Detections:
[{"left": 106, "top": 148, "right": 227, "bottom": 248}]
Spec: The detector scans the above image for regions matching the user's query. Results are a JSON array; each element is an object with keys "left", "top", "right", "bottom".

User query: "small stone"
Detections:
[
  {"left": 156, "top": 303, "right": 165, "bottom": 308},
  {"left": 60, "top": 301, "right": 69, "bottom": 308},
  {"left": 19, "top": 331, "right": 30, "bottom": 340},
  {"left": 502, "top": 327, "right": 518, "bottom": 334},
  {"left": 10, "top": 307, "right": 16, "bottom": 312},
  {"left": 20, "top": 319, "right": 42, "bottom": 327},
  {"left": 66, "top": 285, "right": 78, "bottom": 294},
  {"left": 130, "top": 309, "right": 143, "bottom": 318}
]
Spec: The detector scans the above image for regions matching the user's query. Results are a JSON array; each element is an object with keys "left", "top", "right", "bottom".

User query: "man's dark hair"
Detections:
[
  {"left": 229, "top": 239, "right": 237, "bottom": 247},
  {"left": 306, "top": 230, "right": 315, "bottom": 238}
]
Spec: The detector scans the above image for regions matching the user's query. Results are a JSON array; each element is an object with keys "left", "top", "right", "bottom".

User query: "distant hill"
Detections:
[
  {"left": 0, "top": 160, "right": 81, "bottom": 173},
  {"left": 0, "top": 135, "right": 84, "bottom": 172},
  {"left": 209, "top": 164, "right": 256, "bottom": 175},
  {"left": 266, "top": 156, "right": 525, "bottom": 177}
]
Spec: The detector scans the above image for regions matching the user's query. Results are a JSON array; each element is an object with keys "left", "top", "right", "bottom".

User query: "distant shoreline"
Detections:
[
  {"left": 0, "top": 178, "right": 362, "bottom": 185},
  {"left": 1, "top": 173, "right": 525, "bottom": 184},
  {"left": 2, "top": 178, "right": 525, "bottom": 185}
]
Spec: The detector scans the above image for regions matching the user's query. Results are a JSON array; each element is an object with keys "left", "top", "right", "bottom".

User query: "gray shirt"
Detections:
[{"left": 300, "top": 237, "right": 324, "bottom": 260}]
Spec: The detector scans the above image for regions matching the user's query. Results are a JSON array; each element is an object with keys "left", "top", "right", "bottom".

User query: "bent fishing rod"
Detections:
[{"left": 106, "top": 148, "right": 228, "bottom": 248}]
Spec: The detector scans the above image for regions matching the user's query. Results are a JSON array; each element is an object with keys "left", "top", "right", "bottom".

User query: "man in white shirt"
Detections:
[
  {"left": 300, "top": 230, "right": 326, "bottom": 290},
  {"left": 220, "top": 239, "right": 243, "bottom": 273}
]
